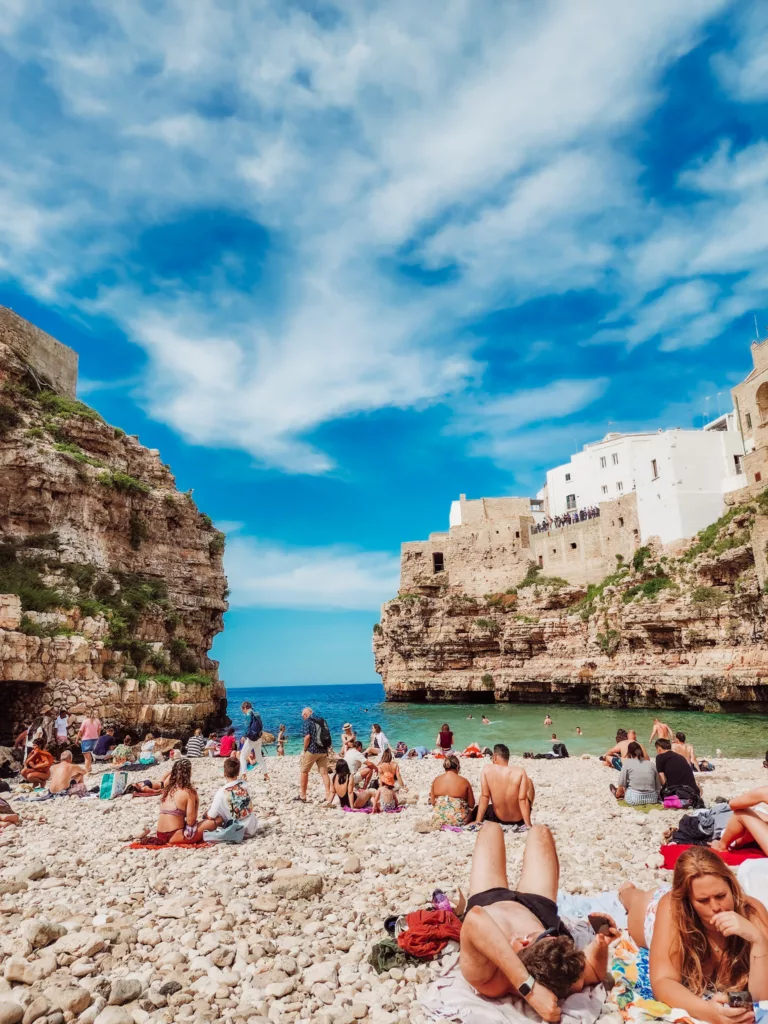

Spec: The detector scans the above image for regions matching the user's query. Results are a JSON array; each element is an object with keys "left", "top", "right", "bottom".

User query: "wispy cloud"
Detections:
[
  {"left": 0, "top": 0, "right": 744, "bottom": 473},
  {"left": 224, "top": 536, "right": 399, "bottom": 611}
]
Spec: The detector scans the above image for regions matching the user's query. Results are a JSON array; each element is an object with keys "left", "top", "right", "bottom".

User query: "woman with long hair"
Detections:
[
  {"left": 435, "top": 723, "right": 455, "bottom": 755},
  {"left": 154, "top": 759, "right": 208, "bottom": 844},
  {"left": 429, "top": 755, "right": 475, "bottom": 826},
  {"left": 372, "top": 749, "right": 407, "bottom": 812},
  {"left": 609, "top": 741, "right": 660, "bottom": 805},
  {"left": 327, "top": 759, "right": 375, "bottom": 809},
  {"left": 619, "top": 847, "right": 768, "bottom": 1022}
]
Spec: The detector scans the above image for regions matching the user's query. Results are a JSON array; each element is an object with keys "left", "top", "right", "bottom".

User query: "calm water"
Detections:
[{"left": 227, "top": 684, "right": 768, "bottom": 758}]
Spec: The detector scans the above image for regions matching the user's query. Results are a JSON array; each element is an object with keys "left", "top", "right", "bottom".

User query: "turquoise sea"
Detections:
[{"left": 228, "top": 684, "right": 768, "bottom": 759}]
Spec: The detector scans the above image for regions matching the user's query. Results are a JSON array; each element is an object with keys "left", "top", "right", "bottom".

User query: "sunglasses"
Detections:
[{"left": 532, "top": 927, "right": 560, "bottom": 945}]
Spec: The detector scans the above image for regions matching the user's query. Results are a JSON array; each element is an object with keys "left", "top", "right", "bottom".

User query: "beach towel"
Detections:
[
  {"left": 440, "top": 822, "right": 529, "bottom": 834},
  {"left": 617, "top": 801, "right": 664, "bottom": 814},
  {"left": 397, "top": 909, "right": 462, "bottom": 959},
  {"left": 421, "top": 961, "right": 605, "bottom": 1024},
  {"left": 128, "top": 838, "right": 209, "bottom": 849},
  {"left": 608, "top": 933, "right": 685, "bottom": 1024},
  {"left": 661, "top": 844, "right": 766, "bottom": 870}
]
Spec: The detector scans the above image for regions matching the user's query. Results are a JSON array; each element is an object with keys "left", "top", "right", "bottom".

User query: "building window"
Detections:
[
  {"left": 756, "top": 472, "right": 763, "bottom": 483},
  {"left": 746, "top": 412, "right": 753, "bottom": 429},
  {"left": 616, "top": 481, "right": 624, "bottom": 493},
  {"left": 600, "top": 456, "right": 606, "bottom": 469},
  {"left": 618, "top": 517, "right": 625, "bottom": 527},
  {"left": 432, "top": 552, "right": 444, "bottom": 573},
  {"left": 565, "top": 473, "right": 571, "bottom": 481},
  {"left": 601, "top": 485, "right": 608, "bottom": 495},
  {"left": 515, "top": 530, "right": 520, "bottom": 538},
  {"left": 566, "top": 494, "right": 576, "bottom": 510},
  {"left": 735, "top": 454, "right": 743, "bottom": 475},
  {"left": 538, "top": 556, "right": 544, "bottom": 568},
  {"left": 570, "top": 542, "right": 577, "bottom": 550},
  {"left": 651, "top": 459, "right": 659, "bottom": 479},
  {"left": 612, "top": 453, "right": 619, "bottom": 465}
]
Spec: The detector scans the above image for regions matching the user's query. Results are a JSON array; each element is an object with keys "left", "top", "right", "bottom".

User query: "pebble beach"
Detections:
[{"left": 1, "top": 754, "right": 766, "bottom": 1024}]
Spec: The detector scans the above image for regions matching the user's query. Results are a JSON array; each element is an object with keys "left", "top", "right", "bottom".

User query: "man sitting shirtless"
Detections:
[
  {"left": 461, "top": 822, "right": 616, "bottom": 1021},
  {"left": 476, "top": 744, "right": 534, "bottom": 826},
  {"left": 47, "top": 751, "right": 87, "bottom": 794}
]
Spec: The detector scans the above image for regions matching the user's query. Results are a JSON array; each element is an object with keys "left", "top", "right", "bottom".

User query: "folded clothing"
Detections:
[{"left": 661, "top": 843, "right": 766, "bottom": 870}]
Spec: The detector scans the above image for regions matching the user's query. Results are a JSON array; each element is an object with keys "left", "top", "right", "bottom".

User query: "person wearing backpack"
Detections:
[
  {"left": 298, "top": 706, "right": 332, "bottom": 803},
  {"left": 239, "top": 701, "right": 266, "bottom": 778}
]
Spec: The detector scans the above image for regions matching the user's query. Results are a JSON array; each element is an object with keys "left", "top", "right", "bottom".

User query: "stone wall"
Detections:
[
  {"left": 0, "top": 307, "right": 78, "bottom": 398},
  {"left": 529, "top": 493, "right": 642, "bottom": 585}
]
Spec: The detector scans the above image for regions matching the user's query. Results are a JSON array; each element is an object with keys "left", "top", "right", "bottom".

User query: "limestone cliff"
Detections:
[
  {"left": 0, "top": 337, "right": 228, "bottom": 738},
  {"left": 374, "top": 493, "right": 768, "bottom": 711}
]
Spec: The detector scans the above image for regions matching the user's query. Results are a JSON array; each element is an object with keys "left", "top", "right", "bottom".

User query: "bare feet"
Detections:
[{"left": 710, "top": 839, "right": 728, "bottom": 851}]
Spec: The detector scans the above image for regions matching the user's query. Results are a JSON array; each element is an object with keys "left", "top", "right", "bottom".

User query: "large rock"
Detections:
[
  {"left": 269, "top": 874, "right": 323, "bottom": 900},
  {"left": 4, "top": 958, "right": 42, "bottom": 986},
  {"left": 15, "top": 862, "right": 46, "bottom": 883},
  {"left": 20, "top": 919, "right": 65, "bottom": 949},
  {"left": 52, "top": 932, "right": 105, "bottom": 957},
  {"left": 93, "top": 1008, "right": 133, "bottom": 1024},
  {"left": 0, "top": 1003, "right": 22, "bottom": 1024},
  {"left": 21, "top": 999, "right": 48, "bottom": 1024},
  {"left": 43, "top": 987, "right": 92, "bottom": 1016},
  {"left": 107, "top": 980, "right": 142, "bottom": 1007}
]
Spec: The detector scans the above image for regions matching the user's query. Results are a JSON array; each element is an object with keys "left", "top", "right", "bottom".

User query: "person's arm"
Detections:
[
  {"left": 650, "top": 895, "right": 753, "bottom": 1024},
  {"left": 649, "top": 724, "right": 659, "bottom": 743},
  {"left": 730, "top": 787, "right": 768, "bottom": 812},
  {"left": 461, "top": 908, "right": 561, "bottom": 1022},
  {"left": 429, "top": 780, "right": 435, "bottom": 806},
  {"left": 476, "top": 771, "right": 491, "bottom": 824},
  {"left": 303, "top": 729, "right": 311, "bottom": 752},
  {"left": 397, "top": 766, "right": 407, "bottom": 791},
  {"left": 518, "top": 770, "right": 532, "bottom": 827},
  {"left": 184, "top": 790, "right": 198, "bottom": 827},
  {"left": 466, "top": 780, "right": 476, "bottom": 810},
  {"left": 713, "top": 901, "right": 768, "bottom": 1001}
]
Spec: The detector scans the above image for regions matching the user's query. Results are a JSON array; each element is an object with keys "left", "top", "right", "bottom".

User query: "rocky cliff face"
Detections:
[
  {"left": 0, "top": 339, "right": 228, "bottom": 738},
  {"left": 374, "top": 496, "right": 768, "bottom": 712}
]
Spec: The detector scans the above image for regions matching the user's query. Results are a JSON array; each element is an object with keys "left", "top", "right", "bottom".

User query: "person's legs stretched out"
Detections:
[
  {"left": 517, "top": 825, "right": 559, "bottom": 901},
  {"left": 468, "top": 821, "right": 509, "bottom": 897}
]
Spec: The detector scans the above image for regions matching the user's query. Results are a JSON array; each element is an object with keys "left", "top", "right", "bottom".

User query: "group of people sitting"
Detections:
[{"left": 460, "top": 821, "right": 768, "bottom": 1023}]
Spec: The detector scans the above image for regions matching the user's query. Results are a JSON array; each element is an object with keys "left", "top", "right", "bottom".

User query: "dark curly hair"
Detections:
[{"left": 518, "top": 936, "right": 586, "bottom": 999}]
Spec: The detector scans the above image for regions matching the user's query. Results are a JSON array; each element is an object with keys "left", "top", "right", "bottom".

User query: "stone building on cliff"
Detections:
[{"left": 0, "top": 307, "right": 228, "bottom": 741}]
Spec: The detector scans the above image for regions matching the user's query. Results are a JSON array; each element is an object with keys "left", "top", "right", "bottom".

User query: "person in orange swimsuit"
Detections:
[{"left": 372, "top": 749, "right": 407, "bottom": 811}]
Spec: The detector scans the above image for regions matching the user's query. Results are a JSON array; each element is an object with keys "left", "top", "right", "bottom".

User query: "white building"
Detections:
[{"left": 544, "top": 420, "right": 745, "bottom": 545}]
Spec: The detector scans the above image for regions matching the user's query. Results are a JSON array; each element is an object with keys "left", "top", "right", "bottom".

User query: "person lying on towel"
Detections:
[{"left": 460, "top": 822, "right": 617, "bottom": 1022}]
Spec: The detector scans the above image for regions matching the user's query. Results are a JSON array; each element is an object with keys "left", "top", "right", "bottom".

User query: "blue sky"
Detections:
[{"left": 2, "top": 0, "right": 768, "bottom": 687}]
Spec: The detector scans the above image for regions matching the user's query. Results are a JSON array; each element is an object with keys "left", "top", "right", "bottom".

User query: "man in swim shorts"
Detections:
[
  {"left": 460, "top": 822, "right": 617, "bottom": 1020},
  {"left": 476, "top": 744, "right": 534, "bottom": 827}
]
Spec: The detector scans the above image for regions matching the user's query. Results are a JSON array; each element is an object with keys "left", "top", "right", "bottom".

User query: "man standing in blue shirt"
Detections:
[
  {"left": 298, "top": 706, "right": 332, "bottom": 803},
  {"left": 239, "top": 701, "right": 266, "bottom": 778}
]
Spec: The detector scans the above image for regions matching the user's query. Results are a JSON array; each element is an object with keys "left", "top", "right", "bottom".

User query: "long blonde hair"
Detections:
[{"left": 671, "top": 847, "right": 755, "bottom": 994}]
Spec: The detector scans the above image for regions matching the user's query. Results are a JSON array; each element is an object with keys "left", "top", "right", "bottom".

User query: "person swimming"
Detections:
[{"left": 482, "top": 715, "right": 491, "bottom": 725}]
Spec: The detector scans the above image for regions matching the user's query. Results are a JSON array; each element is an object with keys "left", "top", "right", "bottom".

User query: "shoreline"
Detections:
[{"left": 1, "top": 753, "right": 766, "bottom": 1024}]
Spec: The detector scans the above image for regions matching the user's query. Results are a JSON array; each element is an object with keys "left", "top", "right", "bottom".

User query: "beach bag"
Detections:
[
  {"left": 309, "top": 716, "right": 332, "bottom": 751},
  {"left": 204, "top": 819, "right": 246, "bottom": 844},
  {"left": 663, "top": 795, "right": 683, "bottom": 809},
  {"left": 245, "top": 713, "right": 263, "bottom": 742},
  {"left": 552, "top": 742, "right": 569, "bottom": 758},
  {"left": 99, "top": 771, "right": 128, "bottom": 800}
]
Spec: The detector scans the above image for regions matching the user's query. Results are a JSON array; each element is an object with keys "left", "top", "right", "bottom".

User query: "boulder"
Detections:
[
  {"left": 107, "top": 980, "right": 142, "bottom": 1006},
  {"left": 269, "top": 874, "right": 322, "bottom": 900},
  {"left": 15, "top": 862, "right": 46, "bottom": 883},
  {"left": 0, "top": 1003, "right": 23, "bottom": 1024},
  {"left": 93, "top": 1008, "right": 133, "bottom": 1024},
  {"left": 43, "top": 987, "right": 92, "bottom": 1016},
  {"left": 21, "top": 999, "right": 49, "bottom": 1024},
  {"left": 4, "top": 958, "right": 42, "bottom": 986},
  {"left": 20, "top": 919, "right": 65, "bottom": 950}
]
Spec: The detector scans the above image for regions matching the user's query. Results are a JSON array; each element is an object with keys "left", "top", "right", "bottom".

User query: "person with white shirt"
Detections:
[
  {"left": 54, "top": 709, "right": 69, "bottom": 751},
  {"left": 344, "top": 740, "right": 374, "bottom": 787},
  {"left": 203, "top": 758, "right": 258, "bottom": 838},
  {"left": 365, "top": 724, "right": 390, "bottom": 758}
]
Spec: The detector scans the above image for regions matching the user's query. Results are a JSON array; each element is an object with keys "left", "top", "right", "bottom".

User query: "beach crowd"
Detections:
[{"left": 4, "top": 703, "right": 768, "bottom": 1024}]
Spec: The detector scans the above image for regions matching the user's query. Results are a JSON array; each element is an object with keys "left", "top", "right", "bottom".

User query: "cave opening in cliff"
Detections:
[{"left": 2, "top": 680, "right": 46, "bottom": 742}]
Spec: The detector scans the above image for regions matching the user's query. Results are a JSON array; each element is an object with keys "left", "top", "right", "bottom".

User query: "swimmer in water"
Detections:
[
  {"left": 467, "top": 714, "right": 473, "bottom": 720},
  {"left": 544, "top": 714, "right": 552, "bottom": 726},
  {"left": 481, "top": 715, "right": 490, "bottom": 725},
  {"left": 576, "top": 727, "right": 582, "bottom": 736}
]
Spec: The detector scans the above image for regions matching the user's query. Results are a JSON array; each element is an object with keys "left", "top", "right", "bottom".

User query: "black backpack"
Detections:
[
  {"left": 309, "top": 716, "right": 332, "bottom": 751},
  {"left": 245, "top": 712, "right": 263, "bottom": 741},
  {"left": 552, "top": 742, "right": 569, "bottom": 758}
]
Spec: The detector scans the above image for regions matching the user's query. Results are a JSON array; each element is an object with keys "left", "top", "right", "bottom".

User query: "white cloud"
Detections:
[
  {"left": 714, "top": 4, "right": 768, "bottom": 101},
  {"left": 224, "top": 536, "right": 400, "bottom": 611},
  {"left": 0, "top": 0, "right": 754, "bottom": 473}
]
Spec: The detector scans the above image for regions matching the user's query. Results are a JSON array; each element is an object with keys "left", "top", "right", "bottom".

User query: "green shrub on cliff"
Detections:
[
  {"left": 0, "top": 402, "right": 21, "bottom": 436},
  {"left": 37, "top": 390, "right": 103, "bottom": 422},
  {"left": 518, "top": 562, "right": 568, "bottom": 590},
  {"left": 99, "top": 470, "right": 151, "bottom": 495}
]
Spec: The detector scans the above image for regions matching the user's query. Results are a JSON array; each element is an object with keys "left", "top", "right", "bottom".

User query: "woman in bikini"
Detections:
[
  {"left": 372, "top": 749, "right": 407, "bottom": 812},
  {"left": 619, "top": 847, "right": 768, "bottom": 1023},
  {"left": 430, "top": 755, "right": 475, "bottom": 826},
  {"left": 327, "top": 759, "right": 375, "bottom": 809},
  {"left": 153, "top": 759, "right": 210, "bottom": 844}
]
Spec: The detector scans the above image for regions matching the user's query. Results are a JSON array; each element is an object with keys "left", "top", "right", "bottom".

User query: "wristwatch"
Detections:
[{"left": 518, "top": 974, "right": 536, "bottom": 997}]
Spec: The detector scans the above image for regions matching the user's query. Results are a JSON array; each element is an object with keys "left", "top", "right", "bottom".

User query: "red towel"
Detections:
[
  {"left": 397, "top": 909, "right": 462, "bottom": 959},
  {"left": 661, "top": 844, "right": 767, "bottom": 870}
]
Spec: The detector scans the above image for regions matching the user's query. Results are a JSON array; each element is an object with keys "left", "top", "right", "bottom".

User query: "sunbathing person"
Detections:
[
  {"left": 47, "top": 751, "right": 87, "bottom": 794},
  {"left": 372, "top": 749, "right": 407, "bottom": 811},
  {"left": 20, "top": 740, "right": 55, "bottom": 785},
  {"left": 152, "top": 759, "right": 210, "bottom": 844},
  {"left": 620, "top": 847, "right": 768, "bottom": 1020},
  {"left": 609, "top": 742, "right": 660, "bottom": 805},
  {"left": 600, "top": 729, "right": 630, "bottom": 769},
  {"left": 430, "top": 755, "right": 475, "bottom": 826},
  {"left": 460, "top": 822, "right": 618, "bottom": 1019},
  {"left": 327, "top": 759, "right": 376, "bottom": 809},
  {"left": 476, "top": 744, "right": 534, "bottom": 827},
  {"left": 711, "top": 785, "right": 768, "bottom": 855},
  {"left": 0, "top": 797, "right": 20, "bottom": 830}
]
